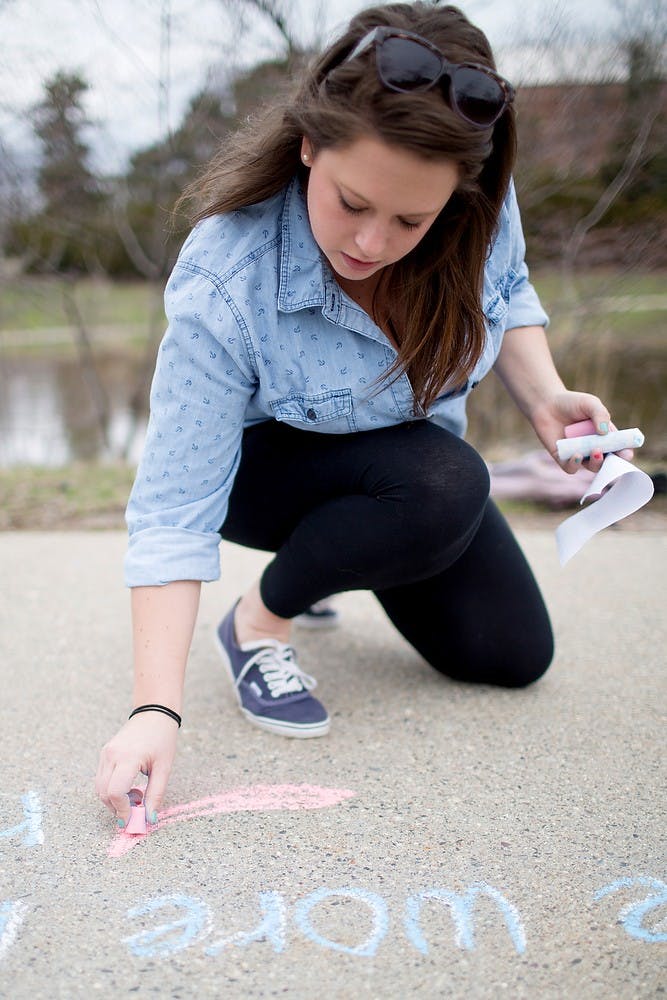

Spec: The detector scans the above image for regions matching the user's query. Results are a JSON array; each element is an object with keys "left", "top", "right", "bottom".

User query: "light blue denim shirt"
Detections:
[{"left": 125, "top": 177, "right": 548, "bottom": 586}]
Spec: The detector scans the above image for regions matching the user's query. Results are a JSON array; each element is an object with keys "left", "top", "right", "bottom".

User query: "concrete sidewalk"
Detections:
[{"left": 0, "top": 527, "right": 665, "bottom": 999}]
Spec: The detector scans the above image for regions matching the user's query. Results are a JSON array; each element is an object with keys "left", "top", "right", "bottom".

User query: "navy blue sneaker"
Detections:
[
  {"left": 293, "top": 599, "right": 341, "bottom": 630},
  {"left": 215, "top": 603, "right": 330, "bottom": 738}
]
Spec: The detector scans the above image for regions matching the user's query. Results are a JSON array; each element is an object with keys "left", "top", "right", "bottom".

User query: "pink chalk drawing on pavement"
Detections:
[{"left": 108, "top": 783, "right": 356, "bottom": 858}]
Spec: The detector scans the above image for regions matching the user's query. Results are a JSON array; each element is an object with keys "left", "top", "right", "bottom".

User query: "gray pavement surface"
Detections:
[{"left": 0, "top": 527, "right": 665, "bottom": 999}]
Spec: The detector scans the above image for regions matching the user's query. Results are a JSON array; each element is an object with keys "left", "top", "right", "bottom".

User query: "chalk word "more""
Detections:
[
  {"left": 2, "top": 791, "right": 665, "bottom": 964},
  {"left": 122, "top": 878, "right": 667, "bottom": 959}
]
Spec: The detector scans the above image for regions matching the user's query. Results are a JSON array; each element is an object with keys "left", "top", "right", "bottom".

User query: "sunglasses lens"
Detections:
[
  {"left": 377, "top": 36, "right": 442, "bottom": 90},
  {"left": 451, "top": 67, "right": 505, "bottom": 125}
]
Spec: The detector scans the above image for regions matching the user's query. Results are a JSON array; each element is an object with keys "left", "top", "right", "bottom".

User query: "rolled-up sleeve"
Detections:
[
  {"left": 125, "top": 264, "right": 257, "bottom": 587},
  {"left": 503, "top": 181, "right": 549, "bottom": 331}
]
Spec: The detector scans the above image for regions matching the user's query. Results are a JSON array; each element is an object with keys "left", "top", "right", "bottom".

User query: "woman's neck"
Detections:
[
  {"left": 335, "top": 273, "right": 399, "bottom": 349},
  {"left": 335, "top": 272, "right": 380, "bottom": 310}
]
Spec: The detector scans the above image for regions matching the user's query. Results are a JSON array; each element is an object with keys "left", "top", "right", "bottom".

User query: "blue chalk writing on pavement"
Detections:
[
  {"left": 123, "top": 895, "right": 212, "bottom": 957},
  {"left": 404, "top": 882, "right": 527, "bottom": 955},
  {"left": 0, "top": 900, "right": 30, "bottom": 962},
  {"left": 293, "top": 887, "right": 389, "bottom": 957},
  {"left": 205, "top": 892, "right": 287, "bottom": 955},
  {"left": 0, "top": 792, "right": 43, "bottom": 848},
  {"left": 595, "top": 877, "right": 667, "bottom": 943}
]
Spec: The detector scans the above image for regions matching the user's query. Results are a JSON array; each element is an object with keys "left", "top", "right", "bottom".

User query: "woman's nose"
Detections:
[{"left": 354, "top": 221, "right": 387, "bottom": 259}]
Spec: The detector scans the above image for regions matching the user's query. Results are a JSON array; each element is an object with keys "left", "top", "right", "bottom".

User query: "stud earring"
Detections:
[{"left": 302, "top": 153, "right": 310, "bottom": 163}]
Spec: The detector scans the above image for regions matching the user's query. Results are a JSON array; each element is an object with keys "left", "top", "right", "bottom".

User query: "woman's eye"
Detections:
[
  {"left": 339, "top": 195, "right": 364, "bottom": 215},
  {"left": 338, "top": 194, "right": 421, "bottom": 231}
]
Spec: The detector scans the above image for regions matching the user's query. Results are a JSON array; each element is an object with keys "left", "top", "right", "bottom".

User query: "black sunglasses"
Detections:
[{"left": 341, "top": 26, "right": 515, "bottom": 129}]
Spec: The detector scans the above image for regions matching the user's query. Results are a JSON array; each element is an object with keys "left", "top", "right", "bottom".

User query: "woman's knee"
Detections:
[
  {"left": 373, "top": 422, "right": 490, "bottom": 553},
  {"left": 430, "top": 626, "right": 555, "bottom": 689}
]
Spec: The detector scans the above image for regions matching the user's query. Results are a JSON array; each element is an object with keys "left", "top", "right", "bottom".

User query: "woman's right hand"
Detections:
[{"left": 95, "top": 712, "right": 179, "bottom": 827}]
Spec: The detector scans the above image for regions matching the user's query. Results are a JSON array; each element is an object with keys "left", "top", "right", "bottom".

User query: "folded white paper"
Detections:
[{"left": 556, "top": 455, "right": 655, "bottom": 565}]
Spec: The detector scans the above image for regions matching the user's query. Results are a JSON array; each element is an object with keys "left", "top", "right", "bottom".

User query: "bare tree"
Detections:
[
  {"left": 510, "top": 0, "right": 666, "bottom": 296},
  {"left": 222, "top": 0, "right": 328, "bottom": 59},
  {"left": 561, "top": 104, "right": 662, "bottom": 291},
  {"left": 612, "top": 0, "right": 667, "bottom": 55},
  {"left": 0, "top": 133, "right": 24, "bottom": 262},
  {"left": 468, "top": 0, "right": 667, "bottom": 454},
  {"left": 558, "top": 0, "right": 666, "bottom": 300}
]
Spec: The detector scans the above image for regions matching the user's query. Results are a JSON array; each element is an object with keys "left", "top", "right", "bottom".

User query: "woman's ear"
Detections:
[{"left": 300, "top": 137, "right": 313, "bottom": 166}]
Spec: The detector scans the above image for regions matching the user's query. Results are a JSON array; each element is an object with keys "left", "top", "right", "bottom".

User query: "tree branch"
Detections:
[
  {"left": 227, "top": 0, "right": 301, "bottom": 56},
  {"left": 563, "top": 105, "right": 660, "bottom": 269}
]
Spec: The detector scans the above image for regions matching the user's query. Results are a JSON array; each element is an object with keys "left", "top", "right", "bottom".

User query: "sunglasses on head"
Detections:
[{"left": 341, "top": 26, "right": 515, "bottom": 129}]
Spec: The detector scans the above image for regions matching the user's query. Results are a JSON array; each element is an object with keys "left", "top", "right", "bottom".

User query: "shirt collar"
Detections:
[{"left": 277, "top": 177, "right": 327, "bottom": 313}]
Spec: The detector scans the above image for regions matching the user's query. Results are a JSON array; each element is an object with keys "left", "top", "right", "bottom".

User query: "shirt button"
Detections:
[{"left": 306, "top": 408, "right": 317, "bottom": 421}]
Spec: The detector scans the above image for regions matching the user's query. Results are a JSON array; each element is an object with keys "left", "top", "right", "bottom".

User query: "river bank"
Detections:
[{"left": 2, "top": 270, "right": 666, "bottom": 467}]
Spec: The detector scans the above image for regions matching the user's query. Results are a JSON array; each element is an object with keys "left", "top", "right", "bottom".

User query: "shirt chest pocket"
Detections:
[{"left": 269, "top": 388, "right": 356, "bottom": 433}]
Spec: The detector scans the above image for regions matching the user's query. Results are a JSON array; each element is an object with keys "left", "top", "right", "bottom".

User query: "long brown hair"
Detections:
[{"left": 178, "top": 3, "right": 517, "bottom": 412}]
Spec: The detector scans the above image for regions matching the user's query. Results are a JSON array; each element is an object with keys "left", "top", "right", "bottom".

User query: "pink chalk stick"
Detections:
[
  {"left": 124, "top": 787, "right": 147, "bottom": 835},
  {"left": 565, "top": 420, "right": 597, "bottom": 437},
  {"left": 108, "top": 783, "right": 356, "bottom": 858},
  {"left": 125, "top": 806, "right": 146, "bottom": 835}
]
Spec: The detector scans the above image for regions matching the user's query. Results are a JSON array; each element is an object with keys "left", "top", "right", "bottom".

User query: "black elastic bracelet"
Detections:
[{"left": 129, "top": 704, "right": 182, "bottom": 728}]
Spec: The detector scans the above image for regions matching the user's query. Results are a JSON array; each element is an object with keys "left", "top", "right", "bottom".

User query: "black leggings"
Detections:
[{"left": 221, "top": 420, "right": 554, "bottom": 688}]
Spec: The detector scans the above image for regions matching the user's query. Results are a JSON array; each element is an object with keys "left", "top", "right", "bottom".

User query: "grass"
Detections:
[
  {"left": 0, "top": 463, "right": 135, "bottom": 530},
  {"left": 0, "top": 276, "right": 162, "bottom": 333},
  {"left": 0, "top": 269, "right": 666, "bottom": 346},
  {"left": 2, "top": 460, "right": 663, "bottom": 532},
  {"left": 530, "top": 266, "right": 667, "bottom": 304}
]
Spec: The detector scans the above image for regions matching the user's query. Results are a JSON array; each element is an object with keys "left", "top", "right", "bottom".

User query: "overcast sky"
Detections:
[{"left": 0, "top": 0, "right": 621, "bottom": 170}]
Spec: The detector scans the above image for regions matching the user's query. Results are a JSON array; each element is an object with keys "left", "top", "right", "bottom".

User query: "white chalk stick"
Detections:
[{"left": 556, "top": 428, "right": 644, "bottom": 462}]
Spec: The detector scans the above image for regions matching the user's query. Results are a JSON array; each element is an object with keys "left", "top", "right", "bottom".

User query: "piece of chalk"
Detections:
[
  {"left": 125, "top": 787, "right": 147, "bottom": 835},
  {"left": 126, "top": 807, "right": 146, "bottom": 835},
  {"left": 556, "top": 427, "right": 644, "bottom": 462},
  {"left": 564, "top": 420, "right": 597, "bottom": 438}
]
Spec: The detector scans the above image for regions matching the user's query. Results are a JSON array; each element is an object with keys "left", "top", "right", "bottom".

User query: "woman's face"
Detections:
[{"left": 301, "top": 134, "right": 459, "bottom": 285}]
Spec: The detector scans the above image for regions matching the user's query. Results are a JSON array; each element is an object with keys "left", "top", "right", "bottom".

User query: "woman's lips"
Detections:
[{"left": 340, "top": 252, "right": 381, "bottom": 271}]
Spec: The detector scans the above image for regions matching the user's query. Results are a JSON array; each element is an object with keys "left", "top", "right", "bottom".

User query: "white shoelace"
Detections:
[{"left": 236, "top": 640, "right": 317, "bottom": 699}]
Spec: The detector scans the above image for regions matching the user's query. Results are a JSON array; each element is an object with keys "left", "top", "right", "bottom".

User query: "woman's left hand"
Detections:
[{"left": 530, "top": 389, "right": 635, "bottom": 475}]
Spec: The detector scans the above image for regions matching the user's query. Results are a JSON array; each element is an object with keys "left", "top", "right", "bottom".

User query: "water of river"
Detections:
[
  {"left": 0, "top": 353, "right": 148, "bottom": 467},
  {"left": 1, "top": 343, "right": 665, "bottom": 467}
]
